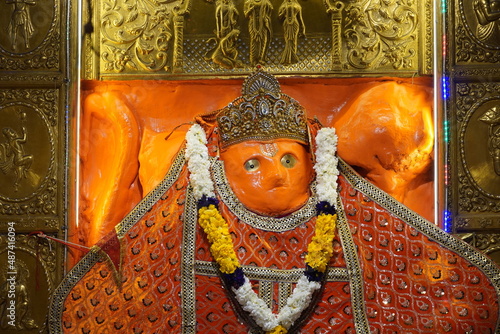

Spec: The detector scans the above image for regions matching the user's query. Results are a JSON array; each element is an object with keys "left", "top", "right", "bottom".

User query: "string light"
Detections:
[
  {"left": 444, "top": 164, "right": 449, "bottom": 186},
  {"left": 441, "top": 76, "right": 449, "bottom": 101},
  {"left": 443, "top": 120, "right": 450, "bottom": 143},
  {"left": 441, "top": 0, "right": 447, "bottom": 13},
  {"left": 442, "top": 34, "right": 447, "bottom": 58},
  {"left": 438, "top": 0, "right": 449, "bottom": 233},
  {"left": 443, "top": 210, "right": 452, "bottom": 232}
]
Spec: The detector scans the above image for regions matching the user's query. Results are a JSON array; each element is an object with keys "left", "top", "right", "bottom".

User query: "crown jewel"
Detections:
[{"left": 217, "top": 69, "right": 308, "bottom": 148}]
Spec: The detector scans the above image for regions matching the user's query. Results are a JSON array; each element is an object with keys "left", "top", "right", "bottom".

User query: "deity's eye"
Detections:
[
  {"left": 244, "top": 159, "right": 260, "bottom": 172},
  {"left": 281, "top": 154, "right": 297, "bottom": 168}
]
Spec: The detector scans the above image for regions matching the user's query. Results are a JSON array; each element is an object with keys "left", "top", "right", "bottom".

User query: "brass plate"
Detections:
[{"left": 85, "top": 0, "right": 433, "bottom": 79}]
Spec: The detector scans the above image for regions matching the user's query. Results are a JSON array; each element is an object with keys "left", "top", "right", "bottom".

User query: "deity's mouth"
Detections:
[
  {"left": 269, "top": 182, "right": 289, "bottom": 190},
  {"left": 243, "top": 187, "right": 311, "bottom": 217},
  {"left": 212, "top": 159, "right": 317, "bottom": 231},
  {"left": 242, "top": 202, "right": 306, "bottom": 218}
]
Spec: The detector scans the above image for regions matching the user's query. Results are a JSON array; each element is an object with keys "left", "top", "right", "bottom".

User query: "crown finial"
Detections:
[
  {"left": 216, "top": 69, "right": 308, "bottom": 148},
  {"left": 242, "top": 67, "right": 281, "bottom": 99}
]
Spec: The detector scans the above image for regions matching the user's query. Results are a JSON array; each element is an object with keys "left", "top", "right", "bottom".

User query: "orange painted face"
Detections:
[{"left": 220, "top": 139, "right": 313, "bottom": 217}]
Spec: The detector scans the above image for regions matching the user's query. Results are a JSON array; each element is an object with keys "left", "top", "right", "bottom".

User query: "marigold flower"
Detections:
[{"left": 266, "top": 325, "right": 288, "bottom": 334}]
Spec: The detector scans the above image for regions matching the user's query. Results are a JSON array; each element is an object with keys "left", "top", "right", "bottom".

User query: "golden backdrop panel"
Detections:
[
  {"left": 455, "top": 0, "right": 500, "bottom": 65},
  {"left": 84, "top": 0, "right": 433, "bottom": 78},
  {"left": 0, "top": 0, "right": 60, "bottom": 71},
  {"left": 454, "top": 81, "right": 500, "bottom": 231},
  {"left": 0, "top": 88, "right": 61, "bottom": 232},
  {"left": 0, "top": 233, "right": 59, "bottom": 333}
]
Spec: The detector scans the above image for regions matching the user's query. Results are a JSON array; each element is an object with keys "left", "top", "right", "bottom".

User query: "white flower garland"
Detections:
[
  {"left": 314, "top": 127, "right": 339, "bottom": 206},
  {"left": 277, "top": 276, "right": 322, "bottom": 329},
  {"left": 233, "top": 275, "right": 322, "bottom": 331},
  {"left": 185, "top": 123, "right": 215, "bottom": 200},
  {"left": 234, "top": 277, "right": 280, "bottom": 331},
  {"left": 185, "top": 124, "right": 340, "bottom": 332}
]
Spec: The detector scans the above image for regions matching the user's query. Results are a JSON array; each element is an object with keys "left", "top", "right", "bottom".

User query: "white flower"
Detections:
[
  {"left": 232, "top": 274, "right": 322, "bottom": 331},
  {"left": 277, "top": 275, "right": 321, "bottom": 329},
  {"left": 314, "top": 127, "right": 339, "bottom": 205},
  {"left": 185, "top": 123, "right": 215, "bottom": 200},
  {"left": 233, "top": 278, "right": 279, "bottom": 331}
]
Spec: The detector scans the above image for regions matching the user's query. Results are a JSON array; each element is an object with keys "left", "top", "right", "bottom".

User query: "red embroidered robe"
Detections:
[{"left": 50, "top": 129, "right": 500, "bottom": 334}]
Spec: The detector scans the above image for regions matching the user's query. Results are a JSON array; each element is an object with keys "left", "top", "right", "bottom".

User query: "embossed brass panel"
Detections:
[
  {"left": 0, "top": 234, "right": 57, "bottom": 332},
  {"left": 447, "top": 0, "right": 500, "bottom": 240},
  {"left": 0, "top": 0, "right": 70, "bottom": 329},
  {"left": 0, "top": 89, "right": 67, "bottom": 329},
  {"left": 451, "top": 81, "right": 500, "bottom": 231},
  {"left": 456, "top": 0, "right": 500, "bottom": 64},
  {"left": 0, "top": 89, "right": 58, "bottom": 216},
  {"left": 0, "top": 0, "right": 60, "bottom": 70},
  {"left": 84, "top": 0, "right": 433, "bottom": 79}
]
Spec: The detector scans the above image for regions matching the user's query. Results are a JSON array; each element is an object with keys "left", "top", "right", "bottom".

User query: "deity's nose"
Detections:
[{"left": 265, "top": 163, "right": 288, "bottom": 188}]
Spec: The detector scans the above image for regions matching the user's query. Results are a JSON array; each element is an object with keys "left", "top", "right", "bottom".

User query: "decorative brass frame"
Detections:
[
  {"left": 82, "top": 0, "right": 434, "bottom": 79},
  {"left": 442, "top": 0, "right": 500, "bottom": 262}
]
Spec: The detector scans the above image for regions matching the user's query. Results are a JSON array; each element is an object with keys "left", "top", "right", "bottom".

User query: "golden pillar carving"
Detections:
[
  {"left": 324, "top": 0, "right": 343, "bottom": 71},
  {"left": 173, "top": 9, "right": 186, "bottom": 73}
]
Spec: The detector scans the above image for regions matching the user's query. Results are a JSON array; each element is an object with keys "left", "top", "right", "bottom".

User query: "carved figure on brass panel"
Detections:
[
  {"left": 0, "top": 112, "right": 33, "bottom": 192},
  {"left": 479, "top": 105, "right": 500, "bottom": 175},
  {"left": 244, "top": 0, "right": 273, "bottom": 65},
  {"left": 6, "top": 0, "right": 36, "bottom": 51},
  {"left": 474, "top": 0, "right": 500, "bottom": 42},
  {"left": 0, "top": 260, "right": 37, "bottom": 330},
  {"left": 216, "top": 0, "right": 239, "bottom": 39},
  {"left": 206, "top": 0, "right": 242, "bottom": 69},
  {"left": 278, "top": 0, "right": 305, "bottom": 65},
  {"left": 205, "top": 29, "right": 243, "bottom": 69}
]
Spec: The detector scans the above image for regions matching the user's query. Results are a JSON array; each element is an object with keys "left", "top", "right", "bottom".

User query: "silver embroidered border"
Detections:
[
  {"left": 115, "top": 151, "right": 185, "bottom": 237},
  {"left": 211, "top": 159, "right": 318, "bottom": 232},
  {"left": 195, "top": 260, "right": 350, "bottom": 282},
  {"left": 48, "top": 149, "right": 187, "bottom": 334},
  {"left": 278, "top": 282, "right": 292, "bottom": 311},
  {"left": 259, "top": 281, "right": 273, "bottom": 309},
  {"left": 335, "top": 192, "right": 370, "bottom": 333},
  {"left": 181, "top": 187, "right": 198, "bottom": 334}
]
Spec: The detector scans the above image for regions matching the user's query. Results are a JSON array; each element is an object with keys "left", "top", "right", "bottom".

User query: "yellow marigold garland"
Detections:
[
  {"left": 198, "top": 205, "right": 337, "bottom": 276},
  {"left": 198, "top": 204, "right": 240, "bottom": 274},
  {"left": 305, "top": 213, "right": 337, "bottom": 273}
]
